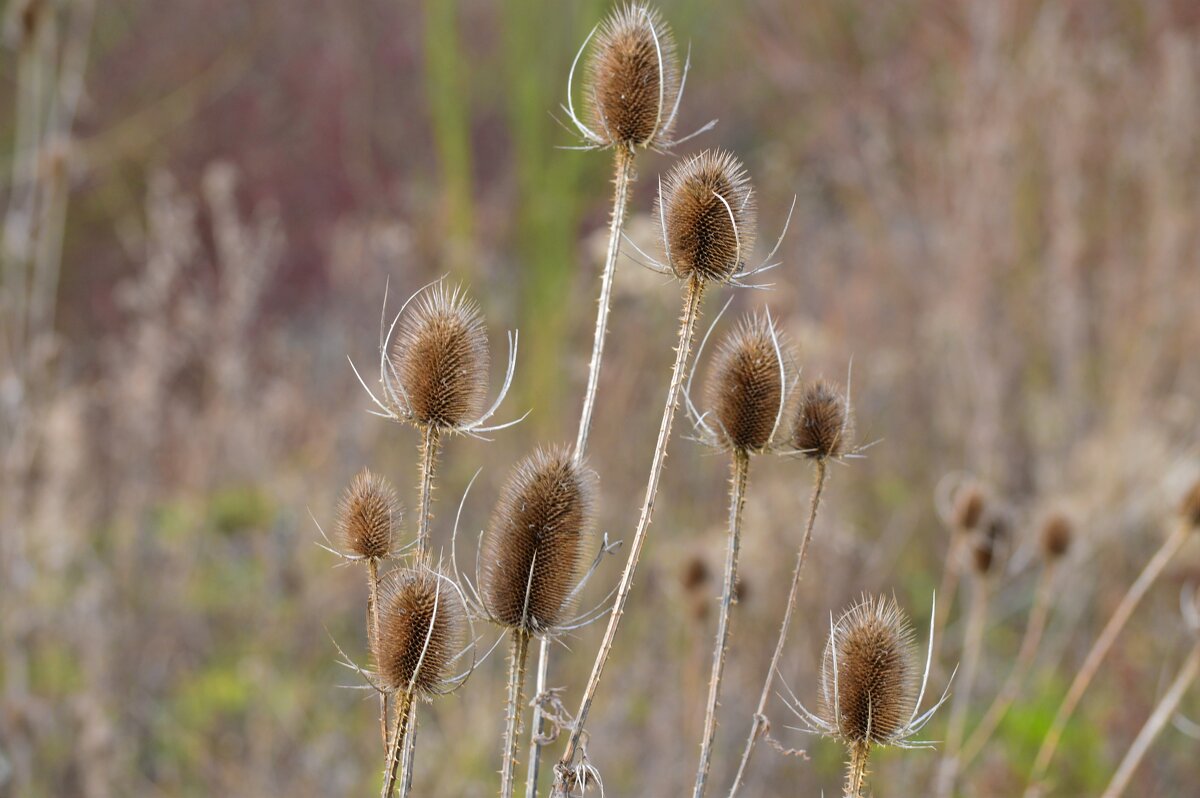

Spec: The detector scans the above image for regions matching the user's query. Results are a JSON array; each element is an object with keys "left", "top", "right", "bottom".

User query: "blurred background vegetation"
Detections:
[{"left": 1, "top": 0, "right": 1199, "bottom": 795}]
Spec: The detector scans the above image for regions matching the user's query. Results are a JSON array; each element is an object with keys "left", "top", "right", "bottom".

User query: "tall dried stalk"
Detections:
[
  {"left": 382, "top": 693, "right": 414, "bottom": 798},
  {"left": 728, "top": 459, "right": 827, "bottom": 796},
  {"left": 1024, "top": 520, "right": 1192, "bottom": 795},
  {"left": 415, "top": 427, "right": 442, "bottom": 559},
  {"left": 502, "top": 631, "right": 533, "bottom": 798},
  {"left": 934, "top": 573, "right": 990, "bottom": 798},
  {"left": 692, "top": 449, "right": 750, "bottom": 798}
]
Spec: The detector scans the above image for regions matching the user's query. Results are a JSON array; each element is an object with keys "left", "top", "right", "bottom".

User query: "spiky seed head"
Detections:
[
  {"left": 481, "top": 446, "right": 596, "bottom": 634},
  {"left": 820, "top": 595, "right": 919, "bottom": 746},
  {"left": 704, "top": 312, "right": 788, "bottom": 453},
  {"left": 970, "top": 530, "right": 996, "bottom": 574},
  {"left": 337, "top": 469, "right": 402, "bottom": 560},
  {"left": 1181, "top": 479, "right": 1200, "bottom": 528},
  {"left": 953, "top": 484, "right": 986, "bottom": 531},
  {"left": 374, "top": 568, "right": 466, "bottom": 696},
  {"left": 391, "top": 284, "right": 489, "bottom": 430},
  {"left": 584, "top": 4, "right": 680, "bottom": 150},
  {"left": 657, "top": 150, "right": 757, "bottom": 284},
  {"left": 680, "top": 554, "right": 710, "bottom": 593},
  {"left": 971, "top": 510, "right": 1010, "bottom": 574},
  {"left": 793, "top": 379, "right": 853, "bottom": 460},
  {"left": 1040, "top": 512, "right": 1073, "bottom": 560}
]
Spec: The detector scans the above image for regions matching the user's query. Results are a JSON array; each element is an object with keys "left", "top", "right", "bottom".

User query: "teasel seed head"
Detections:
[
  {"left": 481, "top": 446, "right": 597, "bottom": 634},
  {"left": 658, "top": 149, "right": 757, "bottom": 284},
  {"left": 970, "top": 509, "right": 1011, "bottom": 575},
  {"left": 337, "top": 468, "right": 402, "bottom": 560},
  {"left": 680, "top": 553, "right": 710, "bottom": 593},
  {"left": 584, "top": 3, "right": 680, "bottom": 150},
  {"left": 819, "top": 595, "right": 919, "bottom": 746},
  {"left": 1181, "top": 479, "right": 1200, "bottom": 529},
  {"left": 793, "top": 378, "right": 854, "bottom": 461},
  {"left": 1039, "top": 512, "right": 1073, "bottom": 560},
  {"left": 391, "top": 283, "right": 489, "bottom": 430},
  {"left": 952, "top": 483, "right": 986, "bottom": 531},
  {"left": 374, "top": 568, "right": 466, "bottom": 697},
  {"left": 704, "top": 311, "right": 789, "bottom": 453}
]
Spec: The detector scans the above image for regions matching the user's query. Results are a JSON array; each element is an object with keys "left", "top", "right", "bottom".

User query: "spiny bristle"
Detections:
[
  {"left": 793, "top": 379, "right": 853, "bottom": 460},
  {"left": 953, "top": 484, "right": 986, "bottom": 531},
  {"left": 705, "top": 311, "right": 789, "bottom": 453},
  {"left": 585, "top": 3, "right": 680, "bottom": 149},
  {"left": 1181, "top": 479, "right": 1200, "bottom": 528},
  {"left": 1040, "top": 512, "right": 1073, "bottom": 560},
  {"left": 481, "top": 446, "right": 596, "bottom": 633},
  {"left": 657, "top": 149, "right": 757, "bottom": 284},
  {"left": 819, "top": 595, "right": 919, "bottom": 746},
  {"left": 337, "top": 468, "right": 402, "bottom": 560},
  {"left": 374, "top": 568, "right": 465, "bottom": 696},
  {"left": 391, "top": 283, "right": 489, "bottom": 430}
]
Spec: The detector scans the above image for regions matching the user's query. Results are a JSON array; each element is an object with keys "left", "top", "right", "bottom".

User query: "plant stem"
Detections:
[
  {"left": 935, "top": 572, "right": 990, "bottom": 798},
  {"left": 502, "top": 630, "right": 532, "bottom": 798},
  {"left": 693, "top": 450, "right": 750, "bottom": 798},
  {"left": 932, "top": 533, "right": 966, "bottom": 678},
  {"left": 415, "top": 426, "right": 442, "bottom": 560},
  {"left": 552, "top": 278, "right": 707, "bottom": 795},
  {"left": 1025, "top": 521, "right": 1191, "bottom": 796},
  {"left": 1100, "top": 641, "right": 1200, "bottom": 798},
  {"left": 381, "top": 691, "right": 413, "bottom": 798},
  {"left": 399, "top": 704, "right": 418, "bottom": 798},
  {"left": 845, "top": 741, "right": 871, "bottom": 798},
  {"left": 728, "top": 458, "right": 827, "bottom": 797},
  {"left": 368, "top": 558, "right": 389, "bottom": 753},
  {"left": 960, "top": 564, "right": 1056, "bottom": 766},
  {"left": 527, "top": 147, "right": 634, "bottom": 798}
]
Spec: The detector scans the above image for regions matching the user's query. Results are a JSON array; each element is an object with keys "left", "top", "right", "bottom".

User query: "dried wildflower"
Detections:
[
  {"left": 1182, "top": 479, "right": 1200, "bottom": 528},
  {"left": 657, "top": 150, "right": 757, "bottom": 284},
  {"left": 337, "top": 469, "right": 402, "bottom": 561},
  {"left": 481, "top": 447, "right": 597, "bottom": 634},
  {"left": 373, "top": 568, "right": 467, "bottom": 697},
  {"left": 681, "top": 554, "right": 710, "bottom": 592},
  {"left": 793, "top": 379, "right": 853, "bottom": 461},
  {"left": 1040, "top": 512, "right": 1073, "bottom": 560},
  {"left": 953, "top": 484, "right": 986, "bottom": 531},
  {"left": 702, "top": 311, "right": 788, "bottom": 453}
]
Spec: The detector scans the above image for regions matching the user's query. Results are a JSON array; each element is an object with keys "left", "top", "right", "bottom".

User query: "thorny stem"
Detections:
[
  {"left": 960, "top": 564, "right": 1057, "bottom": 766},
  {"left": 728, "top": 458, "right": 827, "bottom": 797},
  {"left": 693, "top": 450, "right": 750, "bottom": 798},
  {"left": 552, "top": 279, "right": 707, "bottom": 795},
  {"left": 1099, "top": 641, "right": 1200, "bottom": 798},
  {"left": 368, "top": 558, "right": 388, "bottom": 753},
  {"left": 934, "top": 572, "right": 990, "bottom": 798},
  {"left": 1024, "top": 521, "right": 1192, "bottom": 796},
  {"left": 381, "top": 692, "right": 413, "bottom": 798},
  {"left": 527, "top": 147, "right": 635, "bottom": 798},
  {"left": 845, "top": 741, "right": 871, "bottom": 798},
  {"left": 416, "top": 426, "right": 442, "bottom": 560},
  {"left": 502, "top": 631, "right": 533, "bottom": 798},
  {"left": 399, "top": 704, "right": 419, "bottom": 798}
]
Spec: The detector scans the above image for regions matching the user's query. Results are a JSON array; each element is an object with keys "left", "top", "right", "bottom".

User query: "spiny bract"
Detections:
[
  {"left": 793, "top": 378, "right": 853, "bottom": 460},
  {"left": 705, "top": 311, "right": 788, "bottom": 452},
  {"left": 481, "top": 446, "right": 596, "bottom": 634},
  {"left": 658, "top": 149, "right": 757, "bottom": 284},
  {"left": 374, "top": 568, "right": 466, "bottom": 696},
  {"left": 337, "top": 468, "right": 402, "bottom": 560}
]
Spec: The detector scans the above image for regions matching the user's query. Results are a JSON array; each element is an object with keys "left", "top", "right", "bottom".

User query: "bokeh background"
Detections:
[{"left": 2, "top": 0, "right": 1200, "bottom": 795}]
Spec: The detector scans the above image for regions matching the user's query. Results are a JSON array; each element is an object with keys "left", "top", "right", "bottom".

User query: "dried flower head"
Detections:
[
  {"left": 704, "top": 312, "right": 788, "bottom": 453},
  {"left": 481, "top": 446, "right": 597, "bottom": 634},
  {"left": 680, "top": 554, "right": 710, "bottom": 593},
  {"left": 658, "top": 149, "right": 757, "bottom": 284},
  {"left": 1182, "top": 479, "right": 1200, "bottom": 528},
  {"left": 584, "top": 4, "right": 680, "bottom": 150},
  {"left": 970, "top": 510, "right": 1010, "bottom": 575},
  {"left": 970, "top": 531, "right": 996, "bottom": 574},
  {"left": 391, "top": 283, "right": 489, "bottom": 430},
  {"left": 953, "top": 484, "right": 986, "bottom": 531},
  {"left": 1040, "top": 512, "right": 1073, "bottom": 560},
  {"left": 373, "top": 568, "right": 467, "bottom": 696},
  {"left": 337, "top": 469, "right": 402, "bottom": 560},
  {"left": 793, "top": 379, "right": 853, "bottom": 460}
]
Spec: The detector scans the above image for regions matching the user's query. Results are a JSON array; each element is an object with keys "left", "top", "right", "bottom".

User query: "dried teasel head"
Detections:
[
  {"left": 658, "top": 149, "right": 757, "bottom": 284},
  {"left": 819, "top": 595, "right": 919, "bottom": 746},
  {"left": 680, "top": 553, "right": 710, "bottom": 593},
  {"left": 1039, "top": 512, "right": 1073, "bottom": 561},
  {"left": 391, "top": 283, "right": 489, "bottom": 430},
  {"left": 481, "top": 446, "right": 596, "bottom": 634},
  {"left": 337, "top": 468, "right": 403, "bottom": 560},
  {"left": 584, "top": 4, "right": 681, "bottom": 150},
  {"left": 1181, "top": 479, "right": 1200, "bottom": 529},
  {"left": 952, "top": 483, "right": 986, "bottom": 532},
  {"left": 970, "top": 509, "right": 1011, "bottom": 575},
  {"left": 373, "top": 568, "right": 467, "bottom": 697},
  {"left": 793, "top": 378, "right": 853, "bottom": 461},
  {"left": 704, "top": 311, "right": 789, "bottom": 453}
]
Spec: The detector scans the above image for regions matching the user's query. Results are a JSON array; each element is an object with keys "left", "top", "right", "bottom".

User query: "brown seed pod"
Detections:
[
  {"left": 657, "top": 149, "right": 757, "bottom": 284},
  {"left": 391, "top": 284, "right": 489, "bottom": 430},
  {"left": 704, "top": 312, "right": 788, "bottom": 452},
  {"left": 820, "top": 595, "right": 919, "bottom": 745},
  {"left": 584, "top": 3, "right": 680, "bottom": 150},
  {"left": 1181, "top": 479, "right": 1200, "bottom": 528},
  {"left": 373, "top": 568, "right": 466, "bottom": 696},
  {"left": 481, "top": 446, "right": 596, "bottom": 633},
  {"left": 952, "top": 484, "right": 986, "bottom": 531},
  {"left": 1040, "top": 512, "right": 1073, "bottom": 560},
  {"left": 793, "top": 379, "right": 853, "bottom": 460},
  {"left": 680, "top": 554, "right": 710, "bottom": 593},
  {"left": 337, "top": 468, "right": 402, "bottom": 560},
  {"left": 970, "top": 531, "right": 996, "bottom": 574}
]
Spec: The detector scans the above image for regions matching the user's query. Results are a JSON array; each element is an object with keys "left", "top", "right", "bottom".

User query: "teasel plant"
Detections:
[
  {"left": 1024, "top": 479, "right": 1200, "bottom": 797},
  {"left": 551, "top": 148, "right": 795, "bottom": 796},
  {"left": 782, "top": 594, "right": 953, "bottom": 798},
  {"left": 1099, "top": 581, "right": 1200, "bottom": 798},
  {"left": 729, "top": 374, "right": 863, "bottom": 796},
  {"left": 681, "top": 308, "right": 794, "bottom": 798},
  {"left": 959, "top": 511, "right": 1073, "bottom": 769}
]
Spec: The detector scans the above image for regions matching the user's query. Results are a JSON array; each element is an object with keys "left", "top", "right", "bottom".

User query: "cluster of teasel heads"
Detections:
[{"left": 316, "top": 3, "right": 1200, "bottom": 798}]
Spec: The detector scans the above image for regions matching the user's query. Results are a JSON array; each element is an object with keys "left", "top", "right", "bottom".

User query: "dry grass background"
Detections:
[{"left": 2, "top": 0, "right": 1199, "bottom": 795}]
